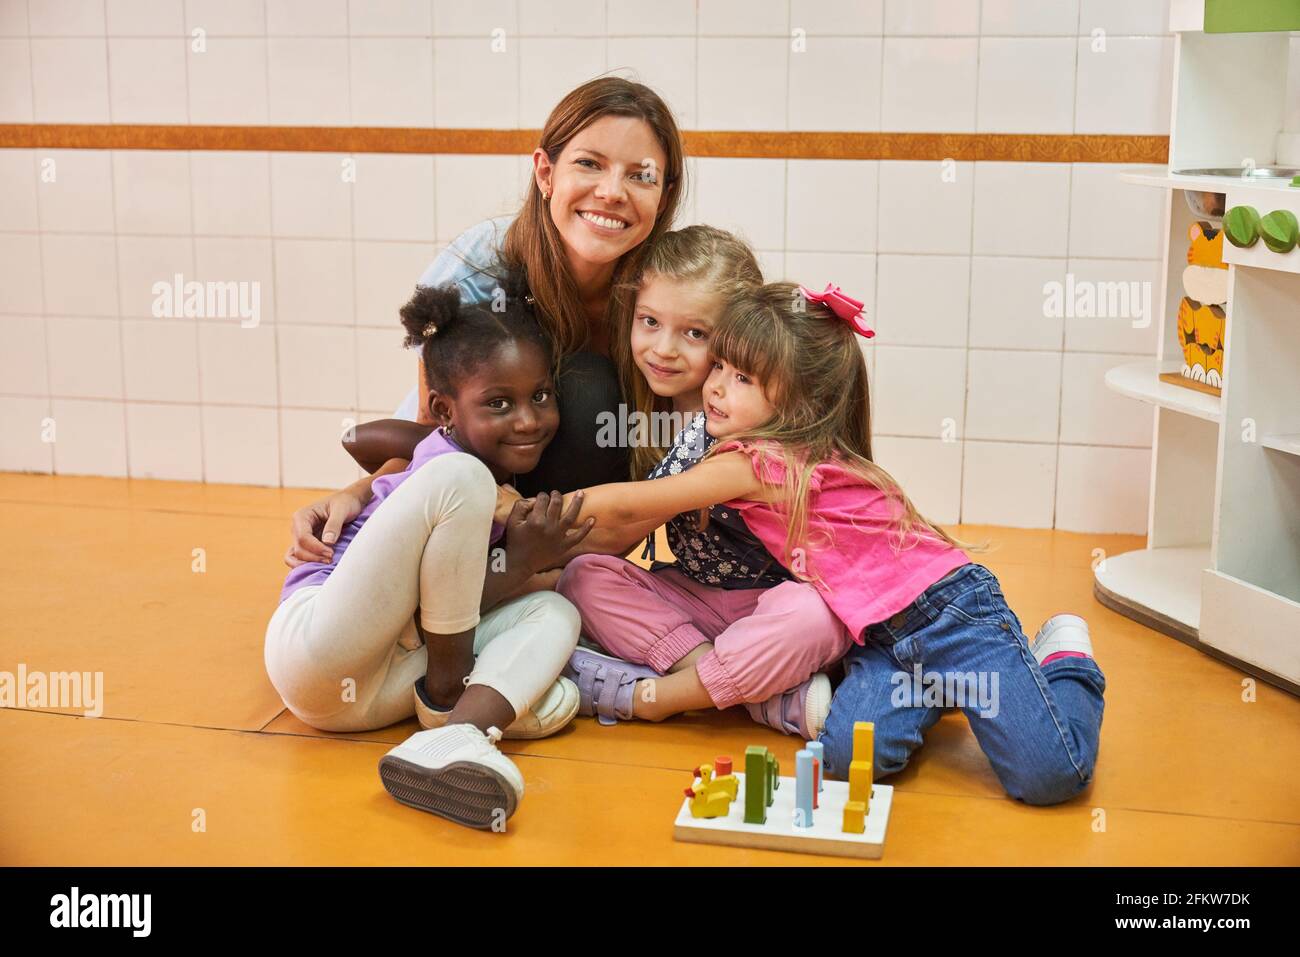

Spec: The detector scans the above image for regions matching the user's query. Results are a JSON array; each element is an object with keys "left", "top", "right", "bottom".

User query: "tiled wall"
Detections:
[{"left": 0, "top": 0, "right": 1178, "bottom": 533}]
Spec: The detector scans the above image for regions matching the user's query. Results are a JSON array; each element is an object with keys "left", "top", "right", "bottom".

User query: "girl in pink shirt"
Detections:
[{"left": 548, "top": 281, "right": 1105, "bottom": 806}]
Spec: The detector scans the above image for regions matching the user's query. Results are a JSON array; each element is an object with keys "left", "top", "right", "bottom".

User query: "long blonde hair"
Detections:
[
  {"left": 617, "top": 225, "right": 763, "bottom": 479},
  {"left": 501, "top": 77, "right": 687, "bottom": 360},
  {"left": 704, "top": 282, "right": 969, "bottom": 576}
]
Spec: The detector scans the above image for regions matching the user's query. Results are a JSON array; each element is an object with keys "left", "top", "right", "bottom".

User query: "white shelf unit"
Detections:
[{"left": 1098, "top": 15, "right": 1300, "bottom": 691}]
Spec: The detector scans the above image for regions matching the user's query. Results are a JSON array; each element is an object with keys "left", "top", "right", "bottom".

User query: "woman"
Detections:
[{"left": 286, "top": 77, "right": 687, "bottom": 566}]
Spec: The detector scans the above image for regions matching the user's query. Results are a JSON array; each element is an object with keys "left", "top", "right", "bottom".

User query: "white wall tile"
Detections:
[
  {"left": 0, "top": 0, "right": 27, "bottom": 36},
  {"left": 972, "top": 162, "right": 1070, "bottom": 257},
  {"left": 782, "top": 251, "right": 876, "bottom": 317},
  {"left": 116, "top": 235, "right": 195, "bottom": 318},
  {"left": 51, "top": 397, "right": 127, "bottom": 477},
  {"left": 121, "top": 318, "right": 200, "bottom": 402},
  {"left": 46, "top": 317, "right": 123, "bottom": 398},
  {"left": 434, "top": 154, "right": 527, "bottom": 242},
  {"left": 348, "top": 0, "right": 431, "bottom": 35},
  {"left": 699, "top": 0, "right": 788, "bottom": 35},
  {"left": 518, "top": 38, "right": 606, "bottom": 128},
  {"left": 965, "top": 349, "right": 1062, "bottom": 443},
  {"left": 0, "top": 397, "right": 54, "bottom": 473},
  {"left": 786, "top": 160, "right": 877, "bottom": 252},
  {"left": 698, "top": 39, "right": 787, "bottom": 131},
  {"left": 962, "top": 440, "right": 1057, "bottom": 527},
  {"left": 276, "top": 325, "right": 357, "bottom": 409},
  {"left": 0, "top": 39, "right": 33, "bottom": 121},
  {"left": 873, "top": 345, "right": 966, "bottom": 438},
  {"left": 789, "top": 37, "right": 881, "bottom": 132},
  {"left": 881, "top": 38, "right": 977, "bottom": 132},
  {"left": 126, "top": 402, "right": 202, "bottom": 481},
  {"left": 279, "top": 406, "right": 362, "bottom": 488},
  {"left": 0, "top": 150, "right": 37, "bottom": 231},
  {"left": 0, "top": 234, "right": 44, "bottom": 314},
  {"left": 187, "top": 39, "right": 269, "bottom": 124},
  {"left": 1068, "top": 163, "right": 1164, "bottom": 259},
  {"left": 1059, "top": 352, "right": 1153, "bottom": 447},
  {"left": 193, "top": 237, "right": 275, "bottom": 324},
  {"left": 356, "top": 326, "right": 415, "bottom": 410},
  {"left": 871, "top": 435, "right": 962, "bottom": 525},
  {"left": 1077, "top": 0, "right": 1171, "bottom": 36},
  {"left": 0, "top": 316, "right": 48, "bottom": 394},
  {"left": 270, "top": 153, "right": 353, "bottom": 238},
  {"left": 202, "top": 404, "right": 281, "bottom": 486},
  {"left": 1054, "top": 444, "right": 1150, "bottom": 534},
  {"left": 268, "top": 38, "right": 350, "bottom": 124},
  {"left": 755, "top": 249, "right": 785, "bottom": 283},
  {"left": 113, "top": 151, "right": 192, "bottom": 235},
  {"left": 1074, "top": 36, "right": 1173, "bottom": 135},
  {"left": 434, "top": 37, "right": 518, "bottom": 128},
  {"left": 42, "top": 234, "right": 120, "bottom": 316},
  {"left": 877, "top": 161, "right": 974, "bottom": 255},
  {"left": 267, "top": 0, "right": 347, "bottom": 35},
  {"left": 977, "top": 38, "right": 1075, "bottom": 133},
  {"left": 981, "top": 0, "right": 1080, "bottom": 35},
  {"left": 884, "top": 0, "right": 980, "bottom": 35},
  {"left": 108, "top": 38, "right": 189, "bottom": 123},
  {"left": 37, "top": 150, "right": 115, "bottom": 233},
  {"left": 432, "top": 0, "right": 515, "bottom": 35},
  {"left": 608, "top": 0, "right": 695, "bottom": 35},
  {"left": 608, "top": 38, "right": 696, "bottom": 130},
  {"left": 353, "top": 154, "right": 436, "bottom": 242},
  {"left": 274, "top": 239, "right": 354, "bottom": 326},
  {"left": 1062, "top": 258, "right": 1161, "bottom": 353},
  {"left": 874, "top": 255, "right": 969, "bottom": 347},
  {"left": 199, "top": 321, "right": 278, "bottom": 404},
  {"left": 31, "top": 38, "right": 110, "bottom": 122},
  {"left": 968, "top": 256, "right": 1066, "bottom": 350},
  {"left": 107, "top": 0, "right": 186, "bottom": 35},
  {"left": 191, "top": 152, "right": 272, "bottom": 236},
  {"left": 791, "top": 0, "right": 883, "bottom": 34},
  {"left": 694, "top": 158, "right": 786, "bottom": 251},
  {"left": 184, "top": 0, "right": 266, "bottom": 35},
  {"left": 519, "top": 0, "right": 605, "bottom": 35},
  {"left": 354, "top": 240, "right": 438, "bottom": 327},
  {"left": 28, "top": 0, "right": 104, "bottom": 35},
  {"left": 350, "top": 37, "right": 434, "bottom": 126}
]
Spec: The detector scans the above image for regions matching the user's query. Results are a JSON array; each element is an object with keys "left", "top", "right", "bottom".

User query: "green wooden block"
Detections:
[
  {"left": 1224, "top": 206, "right": 1261, "bottom": 248},
  {"left": 1206, "top": 0, "right": 1300, "bottom": 33},
  {"left": 1260, "top": 209, "right": 1299, "bottom": 254},
  {"left": 744, "top": 746, "right": 768, "bottom": 825},
  {"left": 765, "top": 752, "right": 779, "bottom": 806}
]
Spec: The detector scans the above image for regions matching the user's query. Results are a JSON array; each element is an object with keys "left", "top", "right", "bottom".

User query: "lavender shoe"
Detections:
[
  {"left": 562, "top": 647, "right": 659, "bottom": 726},
  {"left": 745, "top": 673, "right": 833, "bottom": 740}
]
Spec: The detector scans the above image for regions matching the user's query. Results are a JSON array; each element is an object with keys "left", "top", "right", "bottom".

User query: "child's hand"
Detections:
[
  {"left": 504, "top": 490, "right": 595, "bottom": 574},
  {"left": 494, "top": 483, "right": 522, "bottom": 525},
  {"left": 284, "top": 490, "right": 367, "bottom": 567}
]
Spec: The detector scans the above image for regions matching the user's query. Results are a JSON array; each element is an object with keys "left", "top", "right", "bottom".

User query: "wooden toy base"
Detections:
[
  {"left": 1157, "top": 371, "right": 1222, "bottom": 397},
  {"left": 672, "top": 771, "right": 893, "bottom": 859}
]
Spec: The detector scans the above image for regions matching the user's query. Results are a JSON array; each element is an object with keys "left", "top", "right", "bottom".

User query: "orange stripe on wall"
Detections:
[{"left": 0, "top": 124, "right": 1169, "bottom": 164}]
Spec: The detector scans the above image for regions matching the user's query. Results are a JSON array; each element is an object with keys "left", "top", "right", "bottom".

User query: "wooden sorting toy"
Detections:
[
  {"left": 675, "top": 723, "right": 892, "bottom": 859},
  {"left": 684, "top": 758, "right": 739, "bottom": 820}
]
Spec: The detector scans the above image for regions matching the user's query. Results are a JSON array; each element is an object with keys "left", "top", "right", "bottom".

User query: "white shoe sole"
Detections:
[
  {"left": 804, "top": 673, "right": 833, "bottom": 739},
  {"left": 378, "top": 748, "right": 519, "bottom": 830},
  {"left": 414, "top": 676, "right": 579, "bottom": 739}
]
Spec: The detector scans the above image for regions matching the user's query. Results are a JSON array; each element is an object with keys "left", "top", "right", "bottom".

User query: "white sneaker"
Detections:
[
  {"left": 378, "top": 724, "right": 524, "bottom": 829},
  {"left": 413, "top": 676, "right": 579, "bottom": 739},
  {"left": 1030, "top": 614, "right": 1094, "bottom": 666}
]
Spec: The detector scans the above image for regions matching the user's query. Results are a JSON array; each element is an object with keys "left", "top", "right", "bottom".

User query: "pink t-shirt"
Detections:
[{"left": 717, "top": 441, "right": 970, "bottom": 643}]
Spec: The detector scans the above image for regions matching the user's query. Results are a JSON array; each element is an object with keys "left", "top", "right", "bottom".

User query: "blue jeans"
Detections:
[{"left": 819, "top": 563, "right": 1106, "bottom": 806}]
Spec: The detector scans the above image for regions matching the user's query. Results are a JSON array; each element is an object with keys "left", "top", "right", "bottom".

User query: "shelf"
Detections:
[
  {"left": 1094, "top": 545, "right": 1211, "bottom": 638},
  {"left": 1104, "top": 359, "right": 1223, "bottom": 424},
  {"left": 1261, "top": 434, "right": 1300, "bottom": 457},
  {"left": 1116, "top": 169, "right": 1295, "bottom": 193}
]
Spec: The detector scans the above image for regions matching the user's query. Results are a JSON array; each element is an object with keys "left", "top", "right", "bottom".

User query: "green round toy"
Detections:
[
  {"left": 1260, "top": 209, "right": 1300, "bottom": 254},
  {"left": 1223, "top": 205, "right": 1261, "bottom": 248}
]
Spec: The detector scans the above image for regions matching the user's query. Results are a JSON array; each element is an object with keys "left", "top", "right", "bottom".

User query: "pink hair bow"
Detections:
[{"left": 799, "top": 282, "right": 874, "bottom": 338}]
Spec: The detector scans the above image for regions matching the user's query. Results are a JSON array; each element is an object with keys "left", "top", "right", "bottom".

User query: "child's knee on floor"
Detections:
[
  {"left": 818, "top": 706, "right": 916, "bottom": 781},
  {"left": 996, "top": 756, "right": 1092, "bottom": 807}
]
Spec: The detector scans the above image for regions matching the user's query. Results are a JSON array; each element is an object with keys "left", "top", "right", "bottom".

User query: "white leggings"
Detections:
[{"left": 264, "top": 452, "right": 580, "bottom": 733}]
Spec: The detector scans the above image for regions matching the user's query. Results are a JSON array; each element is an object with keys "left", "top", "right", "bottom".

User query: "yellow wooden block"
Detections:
[
  {"left": 842, "top": 800, "right": 866, "bottom": 834},
  {"left": 849, "top": 759, "right": 873, "bottom": 804},
  {"left": 852, "top": 721, "right": 875, "bottom": 763}
]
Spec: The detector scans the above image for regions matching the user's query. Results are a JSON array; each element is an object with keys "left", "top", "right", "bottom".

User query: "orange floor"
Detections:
[{"left": 2, "top": 472, "right": 1298, "bottom": 866}]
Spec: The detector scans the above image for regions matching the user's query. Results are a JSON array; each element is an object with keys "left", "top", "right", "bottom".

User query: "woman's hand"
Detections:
[
  {"left": 284, "top": 490, "right": 367, "bottom": 567},
  {"left": 494, "top": 483, "right": 523, "bottom": 525},
  {"left": 503, "top": 490, "right": 595, "bottom": 574}
]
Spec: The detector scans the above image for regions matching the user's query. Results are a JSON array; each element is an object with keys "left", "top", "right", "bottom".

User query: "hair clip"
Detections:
[
  {"left": 799, "top": 282, "right": 874, "bottom": 339},
  {"left": 422, "top": 321, "right": 438, "bottom": 337}
]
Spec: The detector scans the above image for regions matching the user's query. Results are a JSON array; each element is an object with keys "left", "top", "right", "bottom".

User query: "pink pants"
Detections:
[{"left": 555, "top": 554, "right": 855, "bottom": 710}]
